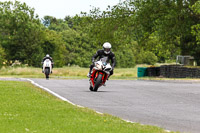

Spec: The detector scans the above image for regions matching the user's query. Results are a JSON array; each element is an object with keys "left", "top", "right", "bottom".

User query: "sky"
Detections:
[{"left": 1, "top": 0, "right": 122, "bottom": 19}]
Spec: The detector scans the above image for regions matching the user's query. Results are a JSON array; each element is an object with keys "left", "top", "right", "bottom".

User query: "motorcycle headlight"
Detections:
[
  {"left": 103, "top": 62, "right": 107, "bottom": 66},
  {"left": 96, "top": 63, "right": 102, "bottom": 70}
]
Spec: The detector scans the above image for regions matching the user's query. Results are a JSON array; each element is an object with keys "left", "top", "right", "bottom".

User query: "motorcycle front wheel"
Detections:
[
  {"left": 89, "top": 85, "right": 93, "bottom": 91},
  {"left": 45, "top": 68, "right": 49, "bottom": 79},
  {"left": 93, "top": 74, "right": 103, "bottom": 91}
]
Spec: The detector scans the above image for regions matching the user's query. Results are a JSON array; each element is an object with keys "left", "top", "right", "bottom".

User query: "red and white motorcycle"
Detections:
[{"left": 89, "top": 57, "right": 112, "bottom": 91}]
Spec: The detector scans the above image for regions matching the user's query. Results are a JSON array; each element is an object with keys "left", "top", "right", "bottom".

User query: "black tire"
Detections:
[
  {"left": 89, "top": 85, "right": 93, "bottom": 91},
  {"left": 45, "top": 68, "right": 49, "bottom": 79},
  {"left": 93, "top": 74, "right": 103, "bottom": 91}
]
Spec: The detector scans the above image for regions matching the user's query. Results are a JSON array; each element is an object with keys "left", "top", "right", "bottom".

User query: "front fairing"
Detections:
[{"left": 94, "top": 57, "right": 112, "bottom": 74}]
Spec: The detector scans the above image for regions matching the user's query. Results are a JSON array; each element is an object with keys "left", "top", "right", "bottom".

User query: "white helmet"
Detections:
[
  {"left": 103, "top": 42, "right": 111, "bottom": 54},
  {"left": 46, "top": 54, "right": 50, "bottom": 57}
]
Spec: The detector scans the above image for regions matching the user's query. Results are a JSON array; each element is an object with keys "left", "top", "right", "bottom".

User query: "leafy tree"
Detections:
[
  {"left": 191, "top": 1, "right": 200, "bottom": 43},
  {"left": 2, "top": 0, "right": 200, "bottom": 68},
  {"left": 131, "top": 0, "right": 199, "bottom": 62},
  {"left": 0, "top": 1, "right": 44, "bottom": 67},
  {"left": 64, "top": 16, "right": 74, "bottom": 28},
  {"left": 191, "top": 1, "right": 200, "bottom": 64},
  {"left": 41, "top": 29, "right": 68, "bottom": 67},
  {"left": 61, "top": 27, "right": 97, "bottom": 67}
]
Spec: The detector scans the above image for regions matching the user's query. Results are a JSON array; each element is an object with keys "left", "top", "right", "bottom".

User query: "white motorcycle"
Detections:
[
  {"left": 42, "top": 59, "right": 53, "bottom": 79},
  {"left": 89, "top": 57, "right": 112, "bottom": 91}
]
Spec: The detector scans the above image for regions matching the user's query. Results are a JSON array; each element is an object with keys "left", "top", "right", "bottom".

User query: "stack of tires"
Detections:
[{"left": 138, "top": 65, "right": 200, "bottom": 78}]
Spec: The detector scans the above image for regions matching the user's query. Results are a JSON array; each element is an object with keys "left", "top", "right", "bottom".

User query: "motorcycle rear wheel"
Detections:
[{"left": 93, "top": 74, "right": 103, "bottom": 91}]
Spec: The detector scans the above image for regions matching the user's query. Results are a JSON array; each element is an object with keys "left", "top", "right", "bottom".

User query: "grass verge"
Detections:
[
  {"left": 0, "top": 66, "right": 139, "bottom": 79},
  {"left": 1, "top": 65, "right": 200, "bottom": 82},
  {"left": 0, "top": 80, "right": 177, "bottom": 133}
]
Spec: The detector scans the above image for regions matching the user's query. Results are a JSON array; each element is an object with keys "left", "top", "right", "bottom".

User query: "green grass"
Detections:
[{"left": 0, "top": 80, "right": 178, "bottom": 133}]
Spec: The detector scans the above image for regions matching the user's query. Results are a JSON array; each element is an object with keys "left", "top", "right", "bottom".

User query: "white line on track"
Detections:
[
  {"left": 25, "top": 78, "right": 172, "bottom": 133},
  {"left": 26, "top": 79, "right": 83, "bottom": 107}
]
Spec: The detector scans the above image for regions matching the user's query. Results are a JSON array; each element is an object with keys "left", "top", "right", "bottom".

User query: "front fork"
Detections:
[
  {"left": 95, "top": 71, "right": 107, "bottom": 84},
  {"left": 90, "top": 70, "right": 107, "bottom": 87}
]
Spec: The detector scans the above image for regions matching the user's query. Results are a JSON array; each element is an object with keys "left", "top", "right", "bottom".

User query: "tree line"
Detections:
[{"left": 0, "top": 0, "right": 200, "bottom": 68}]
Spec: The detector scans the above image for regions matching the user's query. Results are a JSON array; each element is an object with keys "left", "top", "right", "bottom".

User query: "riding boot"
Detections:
[
  {"left": 107, "top": 75, "right": 110, "bottom": 80},
  {"left": 87, "top": 70, "right": 91, "bottom": 78},
  {"left": 87, "top": 67, "right": 92, "bottom": 78}
]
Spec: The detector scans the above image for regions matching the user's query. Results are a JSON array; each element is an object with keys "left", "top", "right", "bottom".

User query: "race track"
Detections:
[{"left": 10, "top": 78, "right": 200, "bottom": 133}]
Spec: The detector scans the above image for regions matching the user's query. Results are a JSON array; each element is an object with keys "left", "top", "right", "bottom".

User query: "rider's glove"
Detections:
[
  {"left": 92, "top": 60, "right": 95, "bottom": 66},
  {"left": 112, "top": 66, "right": 114, "bottom": 70}
]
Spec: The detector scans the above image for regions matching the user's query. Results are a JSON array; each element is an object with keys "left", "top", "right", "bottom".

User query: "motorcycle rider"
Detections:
[
  {"left": 42, "top": 54, "right": 54, "bottom": 73},
  {"left": 87, "top": 42, "right": 116, "bottom": 79}
]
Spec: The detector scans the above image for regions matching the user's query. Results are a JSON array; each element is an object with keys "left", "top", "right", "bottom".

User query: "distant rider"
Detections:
[
  {"left": 87, "top": 42, "right": 116, "bottom": 79},
  {"left": 42, "top": 54, "right": 54, "bottom": 73}
]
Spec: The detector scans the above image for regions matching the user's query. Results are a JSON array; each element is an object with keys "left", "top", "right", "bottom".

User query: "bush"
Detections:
[
  {"left": 143, "top": 51, "right": 158, "bottom": 65},
  {"left": 136, "top": 50, "right": 158, "bottom": 65},
  {"left": 115, "top": 47, "right": 136, "bottom": 68}
]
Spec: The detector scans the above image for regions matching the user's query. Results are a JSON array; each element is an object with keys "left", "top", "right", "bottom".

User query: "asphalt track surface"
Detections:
[{"left": 2, "top": 78, "right": 200, "bottom": 133}]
